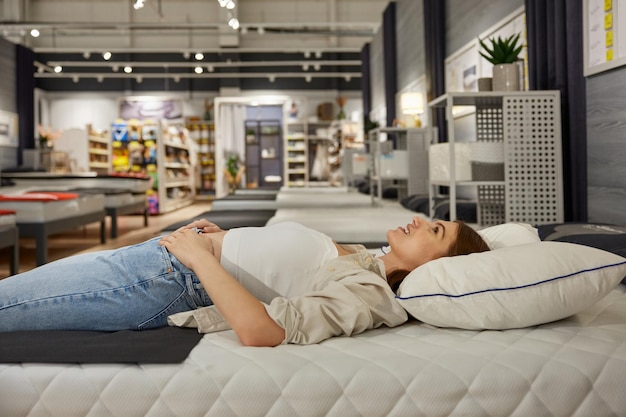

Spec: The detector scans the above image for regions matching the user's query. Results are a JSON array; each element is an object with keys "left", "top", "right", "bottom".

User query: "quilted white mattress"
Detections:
[
  {"left": 0, "top": 193, "right": 105, "bottom": 222},
  {"left": 3, "top": 286, "right": 626, "bottom": 417}
]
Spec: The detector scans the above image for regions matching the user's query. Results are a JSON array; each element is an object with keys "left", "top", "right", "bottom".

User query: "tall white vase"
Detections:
[{"left": 492, "top": 63, "right": 520, "bottom": 91}]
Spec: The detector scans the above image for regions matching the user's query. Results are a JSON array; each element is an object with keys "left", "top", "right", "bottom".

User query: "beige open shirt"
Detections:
[{"left": 168, "top": 247, "right": 408, "bottom": 345}]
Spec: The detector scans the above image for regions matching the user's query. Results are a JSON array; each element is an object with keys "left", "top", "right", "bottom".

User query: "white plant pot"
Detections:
[{"left": 492, "top": 63, "right": 520, "bottom": 91}]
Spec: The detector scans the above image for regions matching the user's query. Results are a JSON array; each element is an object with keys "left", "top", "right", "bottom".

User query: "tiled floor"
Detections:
[{"left": 0, "top": 201, "right": 213, "bottom": 279}]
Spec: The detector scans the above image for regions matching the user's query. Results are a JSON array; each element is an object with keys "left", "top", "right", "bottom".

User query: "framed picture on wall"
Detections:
[
  {"left": 445, "top": 41, "right": 480, "bottom": 94},
  {"left": 0, "top": 110, "right": 18, "bottom": 147},
  {"left": 118, "top": 97, "right": 184, "bottom": 120}
]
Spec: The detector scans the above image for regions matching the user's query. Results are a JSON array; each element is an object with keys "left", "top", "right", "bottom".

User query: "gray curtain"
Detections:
[{"left": 525, "top": 0, "right": 587, "bottom": 222}]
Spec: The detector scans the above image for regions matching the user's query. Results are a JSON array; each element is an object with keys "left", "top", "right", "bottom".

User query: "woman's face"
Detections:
[{"left": 386, "top": 217, "right": 459, "bottom": 270}]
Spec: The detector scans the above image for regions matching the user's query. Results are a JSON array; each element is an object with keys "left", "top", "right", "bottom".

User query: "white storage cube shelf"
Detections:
[
  {"left": 368, "top": 127, "right": 434, "bottom": 204},
  {"left": 428, "top": 92, "right": 563, "bottom": 226}
]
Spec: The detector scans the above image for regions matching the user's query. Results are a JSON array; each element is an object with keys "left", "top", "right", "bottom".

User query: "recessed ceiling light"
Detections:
[
  {"left": 30, "top": 29, "right": 40, "bottom": 38},
  {"left": 102, "top": 51, "right": 112, "bottom": 60},
  {"left": 124, "top": 66, "right": 133, "bottom": 73},
  {"left": 54, "top": 65, "right": 62, "bottom": 73}
]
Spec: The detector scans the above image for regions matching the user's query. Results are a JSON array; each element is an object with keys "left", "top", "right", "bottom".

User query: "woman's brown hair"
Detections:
[{"left": 388, "top": 220, "right": 490, "bottom": 292}]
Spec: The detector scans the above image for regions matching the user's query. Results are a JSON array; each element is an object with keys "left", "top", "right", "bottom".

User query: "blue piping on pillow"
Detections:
[{"left": 395, "top": 260, "right": 626, "bottom": 301}]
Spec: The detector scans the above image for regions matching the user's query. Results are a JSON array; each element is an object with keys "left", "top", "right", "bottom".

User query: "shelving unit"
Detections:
[
  {"left": 53, "top": 125, "right": 111, "bottom": 174},
  {"left": 159, "top": 121, "right": 195, "bottom": 212},
  {"left": 110, "top": 119, "right": 195, "bottom": 214},
  {"left": 428, "top": 91, "right": 563, "bottom": 226},
  {"left": 244, "top": 120, "right": 282, "bottom": 189},
  {"left": 187, "top": 120, "right": 215, "bottom": 199},
  {"left": 285, "top": 120, "right": 308, "bottom": 187},
  {"left": 367, "top": 127, "right": 433, "bottom": 205},
  {"left": 87, "top": 124, "right": 111, "bottom": 174},
  {"left": 284, "top": 119, "right": 363, "bottom": 188},
  {"left": 307, "top": 120, "right": 332, "bottom": 186},
  {"left": 330, "top": 120, "right": 365, "bottom": 187}
]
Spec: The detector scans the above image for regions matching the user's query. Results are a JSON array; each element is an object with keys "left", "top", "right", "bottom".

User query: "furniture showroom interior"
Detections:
[{"left": 2, "top": 1, "right": 626, "bottom": 416}]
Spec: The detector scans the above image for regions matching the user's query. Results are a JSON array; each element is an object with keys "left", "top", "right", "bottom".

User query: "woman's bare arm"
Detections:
[{"left": 158, "top": 229, "right": 285, "bottom": 347}]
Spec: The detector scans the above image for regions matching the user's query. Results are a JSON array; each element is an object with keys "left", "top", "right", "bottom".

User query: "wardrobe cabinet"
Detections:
[{"left": 244, "top": 120, "right": 283, "bottom": 189}]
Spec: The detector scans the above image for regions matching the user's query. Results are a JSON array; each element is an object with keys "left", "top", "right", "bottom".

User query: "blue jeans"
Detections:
[{"left": 0, "top": 237, "right": 212, "bottom": 331}]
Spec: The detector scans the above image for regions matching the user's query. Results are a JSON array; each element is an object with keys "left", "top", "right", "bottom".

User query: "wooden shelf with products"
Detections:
[
  {"left": 110, "top": 119, "right": 195, "bottom": 214},
  {"left": 284, "top": 120, "right": 308, "bottom": 187},
  {"left": 87, "top": 124, "right": 111, "bottom": 174},
  {"left": 186, "top": 119, "right": 215, "bottom": 199}
]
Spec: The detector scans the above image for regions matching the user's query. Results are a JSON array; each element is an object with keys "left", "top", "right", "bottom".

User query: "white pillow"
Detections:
[
  {"left": 478, "top": 222, "right": 540, "bottom": 249},
  {"left": 396, "top": 241, "right": 626, "bottom": 330}
]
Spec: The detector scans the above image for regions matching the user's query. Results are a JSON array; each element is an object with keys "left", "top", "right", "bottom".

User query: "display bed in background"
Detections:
[
  {"left": 211, "top": 186, "right": 381, "bottom": 211},
  {"left": 0, "top": 172, "right": 152, "bottom": 193},
  {"left": 0, "top": 192, "right": 106, "bottom": 266},
  {"left": 266, "top": 202, "right": 426, "bottom": 247},
  {"left": 160, "top": 209, "right": 277, "bottom": 233},
  {"left": 2, "top": 285, "right": 626, "bottom": 416}
]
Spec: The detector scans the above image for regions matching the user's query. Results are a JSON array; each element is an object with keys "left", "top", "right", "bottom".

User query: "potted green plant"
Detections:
[{"left": 478, "top": 33, "right": 523, "bottom": 91}]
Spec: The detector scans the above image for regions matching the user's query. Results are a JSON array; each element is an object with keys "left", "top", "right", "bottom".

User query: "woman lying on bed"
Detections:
[{"left": 0, "top": 218, "right": 489, "bottom": 346}]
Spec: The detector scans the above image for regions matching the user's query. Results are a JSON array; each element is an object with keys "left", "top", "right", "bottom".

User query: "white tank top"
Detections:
[{"left": 220, "top": 222, "right": 339, "bottom": 302}]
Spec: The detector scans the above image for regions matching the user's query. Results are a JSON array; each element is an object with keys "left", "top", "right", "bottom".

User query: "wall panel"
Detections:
[{"left": 587, "top": 67, "right": 626, "bottom": 225}]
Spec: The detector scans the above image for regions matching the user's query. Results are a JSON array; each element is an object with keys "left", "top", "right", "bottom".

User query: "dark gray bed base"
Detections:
[
  {"left": 161, "top": 209, "right": 276, "bottom": 233},
  {"left": 106, "top": 199, "right": 149, "bottom": 238},
  {"left": 0, "top": 225, "right": 19, "bottom": 275},
  {"left": 17, "top": 210, "right": 106, "bottom": 266}
]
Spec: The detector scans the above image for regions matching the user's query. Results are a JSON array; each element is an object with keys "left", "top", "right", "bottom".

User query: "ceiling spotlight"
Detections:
[
  {"left": 102, "top": 51, "right": 112, "bottom": 60},
  {"left": 133, "top": 0, "right": 145, "bottom": 10},
  {"left": 257, "top": 26, "right": 265, "bottom": 35},
  {"left": 195, "top": 53, "right": 204, "bottom": 60},
  {"left": 217, "top": 0, "right": 229, "bottom": 7},
  {"left": 112, "top": 64, "right": 119, "bottom": 72},
  {"left": 83, "top": 51, "right": 91, "bottom": 59},
  {"left": 315, "top": 51, "right": 322, "bottom": 58},
  {"left": 345, "top": 75, "right": 352, "bottom": 82},
  {"left": 183, "top": 51, "right": 190, "bottom": 59},
  {"left": 305, "top": 75, "right": 312, "bottom": 83},
  {"left": 313, "top": 63, "right": 320, "bottom": 71},
  {"left": 30, "top": 29, "right": 40, "bottom": 38},
  {"left": 268, "top": 75, "right": 275, "bottom": 82},
  {"left": 37, "top": 66, "right": 44, "bottom": 73},
  {"left": 226, "top": 0, "right": 236, "bottom": 10},
  {"left": 136, "top": 76, "right": 143, "bottom": 83},
  {"left": 302, "top": 64, "right": 309, "bottom": 71},
  {"left": 173, "top": 75, "right": 180, "bottom": 83},
  {"left": 54, "top": 65, "right": 62, "bottom": 73},
  {"left": 240, "top": 27, "right": 248, "bottom": 34},
  {"left": 194, "top": 66, "right": 203, "bottom": 74},
  {"left": 228, "top": 17, "right": 240, "bottom": 30},
  {"left": 207, "top": 65, "right": 214, "bottom": 72},
  {"left": 304, "top": 51, "right": 311, "bottom": 58},
  {"left": 72, "top": 75, "right": 79, "bottom": 83},
  {"left": 97, "top": 75, "right": 103, "bottom": 83},
  {"left": 124, "top": 66, "right": 133, "bottom": 73}
]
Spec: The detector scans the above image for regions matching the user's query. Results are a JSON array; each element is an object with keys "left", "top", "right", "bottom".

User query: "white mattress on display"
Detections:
[
  {"left": 0, "top": 193, "right": 105, "bottom": 222},
  {"left": 212, "top": 188, "right": 375, "bottom": 211},
  {"left": 0, "top": 212, "right": 16, "bottom": 226},
  {"left": 266, "top": 202, "right": 424, "bottom": 244},
  {"left": 2, "top": 285, "right": 626, "bottom": 417},
  {"left": 3, "top": 173, "right": 151, "bottom": 193}
]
